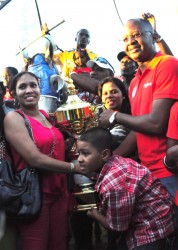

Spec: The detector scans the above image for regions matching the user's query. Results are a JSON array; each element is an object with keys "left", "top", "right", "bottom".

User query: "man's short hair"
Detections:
[{"left": 79, "top": 127, "right": 113, "bottom": 152}]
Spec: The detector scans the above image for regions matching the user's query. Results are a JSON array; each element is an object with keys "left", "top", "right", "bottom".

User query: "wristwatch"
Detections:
[{"left": 109, "top": 111, "right": 118, "bottom": 125}]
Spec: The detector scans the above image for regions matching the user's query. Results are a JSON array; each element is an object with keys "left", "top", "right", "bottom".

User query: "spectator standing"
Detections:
[
  {"left": 4, "top": 71, "right": 82, "bottom": 250},
  {"left": 116, "top": 51, "right": 138, "bottom": 91},
  {"left": 164, "top": 101, "right": 178, "bottom": 208},
  {"left": 2, "top": 66, "right": 18, "bottom": 113},
  {"left": 98, "top": 76, "right": 132, "bottom": 249},
  {"left": 98, "top": 18, "right": 178, "bottom": 248},
  {"left": 71, "top": 56, "right": 115, "bottom": 104},
  {"left": 98, "top": 76, "right": 131, "bottom": 150},
  {"left": 54, "top": 29, "right": 97, "bottom": 87}
]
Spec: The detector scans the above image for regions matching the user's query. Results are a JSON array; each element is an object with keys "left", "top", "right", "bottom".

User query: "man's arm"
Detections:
[
  {"left": 156, "top": 39, "right": 173, "bottom": 56},
  {"left": 164, "top": 139, "right": 178, "bottom": 173},
  {"left": 71, "top": 73, "right": 99, "bottom": 94},
  {"left": 142, "top": 13, "right": 173, "bottom": 56},
  {"left": 99, "top": 99, "right": 175, "bottom": 136}
]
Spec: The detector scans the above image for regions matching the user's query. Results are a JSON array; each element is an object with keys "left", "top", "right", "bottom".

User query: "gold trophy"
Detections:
[{"left": 55, "top": 86, "right": 103, "bottom": 211}]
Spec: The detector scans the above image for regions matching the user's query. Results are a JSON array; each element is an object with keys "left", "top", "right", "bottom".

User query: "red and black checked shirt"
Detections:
[{"left": 95, "top": 155, "right": 176, "bottom": 250}]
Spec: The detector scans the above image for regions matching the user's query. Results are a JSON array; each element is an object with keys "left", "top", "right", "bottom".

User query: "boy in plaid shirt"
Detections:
[{"left": 77, "top": 127, "right": 176, "bottom": 250}]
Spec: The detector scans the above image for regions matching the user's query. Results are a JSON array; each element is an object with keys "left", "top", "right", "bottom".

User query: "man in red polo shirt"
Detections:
[{"left": 98, "top": 19, "right": 178, "bottom": 247}]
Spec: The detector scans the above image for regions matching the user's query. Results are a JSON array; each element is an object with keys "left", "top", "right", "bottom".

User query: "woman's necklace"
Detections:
[
  {"left": 39, "top": 112, "right": 56, "bottom": 156},
  {"left": 21, "top": 110, "right": 56, "bottom": 156}
]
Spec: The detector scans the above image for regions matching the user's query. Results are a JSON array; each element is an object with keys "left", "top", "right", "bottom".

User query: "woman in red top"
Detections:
[{"left": 4, "top": 71, "right": 81, "bottom": 250}]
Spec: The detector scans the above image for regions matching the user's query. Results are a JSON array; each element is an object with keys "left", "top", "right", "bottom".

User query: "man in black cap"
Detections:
[
  {"left": 70, "top": 56, "right": 115, "bottom": 103},
  {"left": 117, "top": 51, "right": 138, "bottom": 91}
]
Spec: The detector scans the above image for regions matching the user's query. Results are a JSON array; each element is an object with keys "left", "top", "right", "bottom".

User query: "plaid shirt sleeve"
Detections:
[
  {"left": 96, "top": 156, "right": 176, "bottom": 249},
  {"left": 102, "top": 189, "right": 135, "bottom": 232}
]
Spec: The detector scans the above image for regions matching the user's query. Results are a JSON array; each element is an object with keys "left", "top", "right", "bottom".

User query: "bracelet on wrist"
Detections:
[
  {"left": 163, "top": 156, "right": 177, "bottom": 170},
  {"left": 70, "top": 162, "right": 75, "bottom": 173}
]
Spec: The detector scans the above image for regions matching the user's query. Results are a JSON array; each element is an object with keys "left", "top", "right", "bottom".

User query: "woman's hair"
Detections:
[
  {"left": 98, "top": 77, "right": 131, "bottom": 114},
  {"left": 5, "top": 66, "right": 18, "bottom": 76},
  {"left": 79, "top": 127, "right": 113, "bottom": 152},
  {"left": 9, "top": 71, "right": 39, "bottom": 96}
]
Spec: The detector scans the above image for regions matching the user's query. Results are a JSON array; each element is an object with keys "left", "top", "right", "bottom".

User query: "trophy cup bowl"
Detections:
[
  {"left": 55, "top": 94, "right": 94, "bottom": 135},
  {"left": 55, "top": 94, "right": 102, "bottom": 211}
]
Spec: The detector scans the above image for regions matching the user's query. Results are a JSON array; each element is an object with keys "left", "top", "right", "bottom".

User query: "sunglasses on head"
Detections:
[{"left": 95, "top": 57, "right": 114, "bottom": 72}]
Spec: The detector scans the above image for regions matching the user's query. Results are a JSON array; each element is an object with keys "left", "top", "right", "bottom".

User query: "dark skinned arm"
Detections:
[
  {"left": 71, "top": 73, "right": 99, "bottom": 95},
  {"left": 164, "top": 138, "right": 178, "bottom": 172},
  {"left": 87, "top": 208, "right": 109, "bottom": 229},
  {"left": 157, "top": 39, "right": 173, "bottom": 56},
  {"left": 99, "top": 99, "right": 175, "bottom": 136},
  {"left": 142, "top": 13, "right": 173, "bottom": 56},
  {"left": 4, "top": 112, "right": 82, "bottom": 174}
]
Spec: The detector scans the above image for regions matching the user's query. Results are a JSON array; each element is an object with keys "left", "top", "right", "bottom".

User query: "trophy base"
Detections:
[
  {"left": 73, "top": 204, "right": 97, "bottom": 212},
  {"left": 71, "top": 189, "right": 99, "bottom": 212}
]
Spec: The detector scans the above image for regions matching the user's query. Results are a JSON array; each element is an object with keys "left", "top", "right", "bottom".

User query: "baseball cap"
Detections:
[
  {"left": 117, "top": 51, "right": 127, "bottom": 61},
  {"left": 87, "top": 57, "right": 115, "bottom": 74}
]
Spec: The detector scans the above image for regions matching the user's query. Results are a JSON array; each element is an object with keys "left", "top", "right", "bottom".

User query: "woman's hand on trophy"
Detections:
[{"left": 72, "top": 162, "right": 83, "bottom": 174}]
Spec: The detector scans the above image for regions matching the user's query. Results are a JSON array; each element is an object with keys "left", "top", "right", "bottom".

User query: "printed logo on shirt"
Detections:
[
  {"left": 143, "top": 82, "right": 152, "bottom": 88},
  {"left": 132, "top": 86, "right": 137, "bottom": 99}
]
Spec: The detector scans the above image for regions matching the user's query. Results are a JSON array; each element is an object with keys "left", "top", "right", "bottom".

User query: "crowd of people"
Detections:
[{"left": 0, "top": 12, "right": 178, "bottom": 250}]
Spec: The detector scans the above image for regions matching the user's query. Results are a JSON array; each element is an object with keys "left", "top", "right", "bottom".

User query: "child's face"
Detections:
[{"left": 77, "top": 140, "right": 104, "bottom": 174}]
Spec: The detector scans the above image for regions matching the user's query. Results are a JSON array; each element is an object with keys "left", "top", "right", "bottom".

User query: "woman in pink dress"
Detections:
[{"left": 3, "top": 71, "right": 81, "bottom": 250}]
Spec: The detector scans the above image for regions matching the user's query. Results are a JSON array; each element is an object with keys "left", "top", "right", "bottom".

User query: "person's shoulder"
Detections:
[
  {"left": 86, "top": 49, "right": 97, "bottom": 57},
  {"left": 156, "top": 52, "right": 178, "bottom": 64},
  {"left": 114, "top": 155, "right": 150, "bottom": 175},
  {"left": 87, "top": 50, "right": 96, "bottom": 54},
  {"left": 159, "top": 55, "right": 178, "bottom": 73},
  {"left": 4, "top": 110, "right": 23, "bottom": 125},
  {"left": 64, "top": 48, "right": 75, "bottom": 53},
  {"left": 5, "top": 110, "right": 18, "bottom": 118}
]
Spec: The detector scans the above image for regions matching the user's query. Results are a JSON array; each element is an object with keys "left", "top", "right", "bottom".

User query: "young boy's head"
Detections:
[{"left": 77, "top": 127, "right": 112, "bottom": 174}]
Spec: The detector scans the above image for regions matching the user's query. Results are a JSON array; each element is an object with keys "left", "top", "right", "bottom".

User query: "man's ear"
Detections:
[{"left": 101, "top": 149, "right": 111, "bottom": 162}]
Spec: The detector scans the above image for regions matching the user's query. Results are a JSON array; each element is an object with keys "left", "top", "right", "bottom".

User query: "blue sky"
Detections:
[{"left": 0, "top": 0, "right": 178, "bottom": 76}]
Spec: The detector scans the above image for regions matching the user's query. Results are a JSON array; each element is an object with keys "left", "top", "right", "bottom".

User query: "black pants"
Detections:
[
  {"left": 70, "top": 212, "right": 94, "bottom": 250},
  {"left": 117, "top": 232, "right": 177, "bottom": 250}
]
